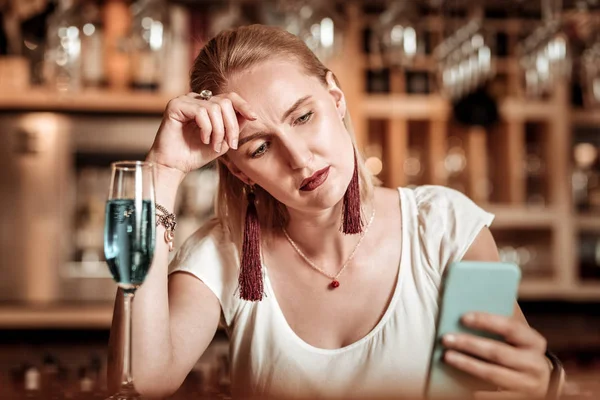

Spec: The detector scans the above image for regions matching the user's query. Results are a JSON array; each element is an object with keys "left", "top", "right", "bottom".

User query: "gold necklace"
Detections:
[{"left": 282, "top": 210, "right": 376, "bottom": 289}]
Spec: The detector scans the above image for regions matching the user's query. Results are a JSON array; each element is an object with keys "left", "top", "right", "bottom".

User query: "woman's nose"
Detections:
[{"left": 281, "top": 137, "right": 313, "bottom": 170}]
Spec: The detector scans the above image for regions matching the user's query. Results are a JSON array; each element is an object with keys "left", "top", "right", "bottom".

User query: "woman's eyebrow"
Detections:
[
  {"left": 238, "top": 132, "right": 270, "bottom": 147},
  {"left": 280, "top": 95, "right": 312, "bottom": 123},
  {"left": 237, "top": 95, "right": 312, "bottom": 147}
]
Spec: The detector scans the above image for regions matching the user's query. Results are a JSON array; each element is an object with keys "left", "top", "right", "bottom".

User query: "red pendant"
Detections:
[{"left": 330, "top": 280, "right": 340, "bottom": 289}]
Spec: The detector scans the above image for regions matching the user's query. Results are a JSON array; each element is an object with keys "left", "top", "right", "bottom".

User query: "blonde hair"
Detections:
[{"left": 189, "top": 24, "right": 375, "bottom": 248}]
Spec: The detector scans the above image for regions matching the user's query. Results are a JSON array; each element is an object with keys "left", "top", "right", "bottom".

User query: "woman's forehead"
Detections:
[{"left": 227, "top": 60, "right": 323, "bottom": 111}]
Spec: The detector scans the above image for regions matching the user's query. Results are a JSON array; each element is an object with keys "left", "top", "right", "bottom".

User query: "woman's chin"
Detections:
[{"left": 301, "top": 182, "right": 347, "bottom": 208}]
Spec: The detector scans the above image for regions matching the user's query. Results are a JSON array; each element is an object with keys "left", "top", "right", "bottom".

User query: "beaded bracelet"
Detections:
[{"left": 156, "top": 203, "right": 176, "bottom": 252}]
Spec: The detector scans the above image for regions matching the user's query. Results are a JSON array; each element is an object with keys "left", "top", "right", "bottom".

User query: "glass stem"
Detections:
[{"left": 121, "top": 291, "right": 135, "bottom": 390}]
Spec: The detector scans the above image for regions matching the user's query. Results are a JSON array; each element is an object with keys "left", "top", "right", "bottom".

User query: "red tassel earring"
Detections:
[
  {"left": 341, "top": 152, "right": 363, "bottom": 234},
  {"left": 239, "top": 186, "right": 264, "bottom": 301}
]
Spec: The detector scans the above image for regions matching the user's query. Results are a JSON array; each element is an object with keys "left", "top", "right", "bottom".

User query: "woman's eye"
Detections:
[
  {"left": 294, "top": 111, "right": 314, "bottom": 125},
  {"left": 251, "top": 142, "right": 270, "bottom": 158}
]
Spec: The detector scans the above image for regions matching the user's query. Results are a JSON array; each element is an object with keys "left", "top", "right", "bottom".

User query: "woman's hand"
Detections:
[
  {"left": 442, "top": 312, "right": 551, "bottom": 399},
  {"left": 146, "top": 91, "right": 257, "bottom": 179}
]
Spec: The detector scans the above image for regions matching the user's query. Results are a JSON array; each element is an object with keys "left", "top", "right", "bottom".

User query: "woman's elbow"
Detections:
[
  {"left": 135, "top": 378, "right": 179, "bottom": 400},
  {"left": 106, "top": 368, "right": 179, "bottom": 399}
]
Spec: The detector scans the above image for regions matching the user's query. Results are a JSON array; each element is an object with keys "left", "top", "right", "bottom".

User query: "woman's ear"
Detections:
[
  {"left": 325, "top": 71, "right": 347, "bottom": 121},
  {"left": 220, "top": 157, "right": 253, "bottom": 186}
]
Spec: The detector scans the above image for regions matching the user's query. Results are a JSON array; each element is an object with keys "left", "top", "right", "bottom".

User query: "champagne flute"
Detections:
[{"left": 104, "top": 161, "right": 156, "bottom": 400}]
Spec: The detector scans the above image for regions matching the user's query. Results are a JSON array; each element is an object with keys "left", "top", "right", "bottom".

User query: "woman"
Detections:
[{"left": 108, "top": 25, "right": 560, "bottom": 400}]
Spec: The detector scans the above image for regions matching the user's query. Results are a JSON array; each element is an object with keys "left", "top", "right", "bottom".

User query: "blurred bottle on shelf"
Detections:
[
  {"left": 24, "top": 364, "right": 42, "bottom": 399},
  {"left": 525, "top": 142, "right": 547, "bottom": 207},
  {"left": 76, "top": 367, "right": 95, "bottom": 399},
  {"left": 89, "top": 353, "right": 107, "bottom": 395},
  {"left": 19, "top": 1, "right": 57, "bottom": 86},
  {"left": 129, "top": 0, "right": 170, "bottom": 91},
  {"left": 81, "top": 1, "right": 105, "bottom": 88},
  {"left": 579, "top": 234, "right": 600, "bottom": 281},
  {"left": 161, "top": 4, "right": 190, "bottom": 95},
  {"left": 5, "top": 364, "right": 23, "bottom": 399},
  {"left": 581, "top": 40, "right": 600, "bottom": 108},
  {"left": 41, "top": 354, "right": 62, "bottom": 400},
  {"left": 572, "top": 142, "right": 599, "bottom": 211},
  {"left": 103, "top": 0, "right": 131, "bottom": 90},
  {"left": 44, "top": 0, "right": 82, "bottom": 92}
]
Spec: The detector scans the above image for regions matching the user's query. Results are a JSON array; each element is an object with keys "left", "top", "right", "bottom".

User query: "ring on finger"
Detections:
[{"left": 199, "top": 89, "right": 212, "bottom": 101}]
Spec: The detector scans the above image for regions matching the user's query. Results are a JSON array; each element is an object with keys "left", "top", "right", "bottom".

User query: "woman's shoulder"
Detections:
[
  {"left": 373, "top": 184, "right": 472, "bottom": 222},
  {"left": 405, "top": 184, "right": 484, "bottom": 220},
  {"left": 169, "top": 218, "right": 239, "bottom": 276},
  {"left": 178, "top": 218, "right": 231, "bottom": 251},
  {"left": 410, "top": 184, "right": 464, "bottom": 206},
  {"left": 405, "top": 185, "right": 495, "bottom": 274}
]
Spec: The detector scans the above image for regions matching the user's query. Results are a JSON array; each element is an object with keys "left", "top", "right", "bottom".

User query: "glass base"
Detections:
[{"left": 105, "top": 383, "right": 142, "bottom": 400}]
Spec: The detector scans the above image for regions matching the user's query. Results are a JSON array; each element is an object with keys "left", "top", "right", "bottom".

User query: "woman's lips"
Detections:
[{"left": 300, "top": 166, "right": 330, "bottom": 191}]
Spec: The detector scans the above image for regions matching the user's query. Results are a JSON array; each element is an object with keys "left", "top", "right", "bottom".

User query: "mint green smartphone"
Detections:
[{"left": 424, "top": 261, "right": 521, "bottom": 399}]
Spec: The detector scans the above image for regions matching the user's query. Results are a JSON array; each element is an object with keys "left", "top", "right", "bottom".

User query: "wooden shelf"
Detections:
[
  {"left": 362, "top": 95, "right": 556, "bottom": 121},
  {"left": 0, "top": 89, "right": 170, "bottom": 114},
  {"left": 500, "top": 98, "right": 557, "bottom": 121},
  {"left": 572, "top": 109, "right": 600, "bottom": 126},
  {"left": 519, "top": 281, "right": 600, "bottom": 301},
  {"left": 486, "top": 205, "right": 557, "bottom": 229},
  {"left": 361, "top": 55, "right": 437, "bottom": 71},
  {"left": 363, "top": 94, "right": 449, "bottom": 120},
  {"left": 577, "top": 213, "right": 600, "bottom": 231},
  {"left": 563, "top": 283, "right": 600, "bottom": 301},
  {"left": 519, "top": 280, "right": 562, "bottom": 300},
  {"left": 0, "top": 303, "right": 114, "bottom": 329}
]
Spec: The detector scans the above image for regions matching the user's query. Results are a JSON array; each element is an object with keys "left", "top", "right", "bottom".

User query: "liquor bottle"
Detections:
[
  {"left": 75, "top": 367, "right": 95, "bottom": 400},
  {"left": 44, "top": 0, "right": 82, "bottom": 92},
  {"left": 81, "top": 0, "right": 105, "bottom": 87},
  {"left": 24, "top": 365, "right": 42, "bottom": 399},
  {"left": 160, "top": 4, "right": 190, "bottom": 95},
  {"left": 572, "top": 142, "right": 599, "bottom": 211},
  {"left": 579, "top": 234, "right": 600, "bottom": 280},
  {"left": 129, "top": 0, "right": 170, "bottom": 91},
  {"left": 41, "top": 354, "right": 62, "bottom": 400}
]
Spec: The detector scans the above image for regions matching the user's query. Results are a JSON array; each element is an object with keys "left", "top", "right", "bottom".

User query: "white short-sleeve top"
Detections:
[{"left": 168, "top": 185, "right": 495, "bottom": 400}]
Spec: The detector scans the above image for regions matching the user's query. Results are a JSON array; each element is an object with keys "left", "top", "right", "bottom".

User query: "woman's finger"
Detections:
[
  {"left": 206, "top": 103, "right": 226, "bottom": 152},
  {"left": 213, "top": 97, "right": 240, "bottom": 149},
  {"left": 165, "top": 97, "right": 214, "bottom": 144},
  {"left": 186, "top": 91, "right": 257, "bottom": 122},
  {"left": 442, "top": 334, "right": 542, "bottom": 374},
  {"left": 195, "top": 108, "right": 212, "bottom": 145},
  {"left": 223, "top": 92, "right": 258, "bottom": 121},
  {"left": 444, "top": 350, "right": 540, "bottom": 395},
  {"left": 461, "top": 312, "right": 547, "bottom": 351}
]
